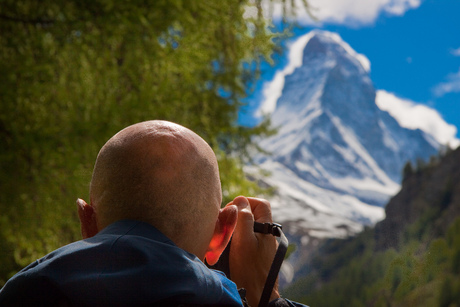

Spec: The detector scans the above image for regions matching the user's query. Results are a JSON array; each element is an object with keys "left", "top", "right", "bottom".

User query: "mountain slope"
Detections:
[
  {"left": 282, "top": 146, "right": 460, "bottom": 306},
  {"left": 251, "top": 30, "right": 440, "bottom": 240}
]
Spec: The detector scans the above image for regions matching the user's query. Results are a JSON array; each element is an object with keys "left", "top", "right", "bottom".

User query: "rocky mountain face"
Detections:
[
  {"left": 251, "top": 30, "right": 439, "bottom": 239},
  {"left": 249, "top": 30, "right": 442, "bottom": 285},
  {"left": 282, "top": 147, "right": 460, "bottom": 306},
  {"left": 374, "top": 147, "right": 460, "bottom": 251}
]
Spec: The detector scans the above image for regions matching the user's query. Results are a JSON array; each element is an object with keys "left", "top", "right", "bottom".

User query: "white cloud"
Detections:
[
  {"left": 262, "top": 0, "right": 421, "bottom": 26},
  {"left": 451, "top": 47, "right": 460, "bottom": 56},
  {"left": 376, "top": 90, "right": 459, "bottom": 148},
  {"left": 432, "top": 68, "right": 460, "bottom": 97}
]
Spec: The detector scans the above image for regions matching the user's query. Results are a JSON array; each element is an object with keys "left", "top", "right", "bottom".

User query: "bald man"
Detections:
[{"left": 0, "top": 121, "right": 307, "bottom": 307}]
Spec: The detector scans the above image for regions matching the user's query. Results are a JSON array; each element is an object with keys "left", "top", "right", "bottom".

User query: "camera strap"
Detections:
[
  {"left": 206, "top": 222, "right": 289, "bottom": 307},
  {"left": 253, "top": 222, "right": 288, "bottom": 307}
]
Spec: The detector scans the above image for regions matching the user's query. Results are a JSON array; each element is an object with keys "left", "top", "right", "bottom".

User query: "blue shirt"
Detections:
[
  {"left": 0, "top": 220, "right": 308, "bottom": 307},
  {"left": 0, "top": 220, "right": 243, "bottom": 306}
]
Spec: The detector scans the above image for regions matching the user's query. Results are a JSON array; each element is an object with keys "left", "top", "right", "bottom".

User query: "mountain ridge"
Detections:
[
  {"left": 249, "top": 30, "right": 450, "bottom": 286},
  {"left": 251, "top": 30, "right": 441, "bottom": 241},
  {"left": 282, "top": 146, "right": 460, "bottom": 306}
]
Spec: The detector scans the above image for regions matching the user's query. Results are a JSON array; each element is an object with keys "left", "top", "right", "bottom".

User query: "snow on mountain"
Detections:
[
  {"left": 249, "top": 30, "right": 446, "bottom": 241},
  {"left": 257, "top": 31, "right": 370, "bottom": 116}
]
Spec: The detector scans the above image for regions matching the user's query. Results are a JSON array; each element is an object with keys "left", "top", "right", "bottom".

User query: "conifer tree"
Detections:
[{"left": 0, "top": 0, "right": 311, "bottom": 284}]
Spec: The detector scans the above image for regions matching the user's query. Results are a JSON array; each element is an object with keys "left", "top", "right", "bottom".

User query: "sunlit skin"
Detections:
[
  {"left": 228, "top": 196, "right": 280, "bottom": 305},
  {"left": 76, "top": 120, "right": 280, "bottom": 306}
]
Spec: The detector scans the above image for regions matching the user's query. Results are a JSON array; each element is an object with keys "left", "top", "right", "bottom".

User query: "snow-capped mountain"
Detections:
[{"left": 249, "top": 30, "right": 443, "bottom": 241}]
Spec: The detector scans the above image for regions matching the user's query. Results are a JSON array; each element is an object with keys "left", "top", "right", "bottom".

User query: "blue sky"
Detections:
[{"left": 240, "top": 0, "right": 460, "bottom": 141}]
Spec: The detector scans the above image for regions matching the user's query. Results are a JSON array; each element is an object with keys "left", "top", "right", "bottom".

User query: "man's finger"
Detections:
[
  {"left": 232, "top": 196, "right": 257, "bottom": 245},
  {"left": 233, "top": 196, "right": 254, "bottom": 225},
  {"left": 247, "top": 197, "right": 273, "bottom": 223}
]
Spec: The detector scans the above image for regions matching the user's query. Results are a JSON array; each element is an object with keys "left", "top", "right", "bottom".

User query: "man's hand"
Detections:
[{"left": 227, "top": 196, "right": 280, "bottom": 306}]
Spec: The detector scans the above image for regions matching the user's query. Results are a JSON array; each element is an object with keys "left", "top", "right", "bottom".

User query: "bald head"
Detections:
[{"left": 89, "top": 121, "right": 222, "bottom": 253}]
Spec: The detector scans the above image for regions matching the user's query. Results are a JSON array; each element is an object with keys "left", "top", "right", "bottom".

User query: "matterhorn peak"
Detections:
[
  {"left": 251, "top": 30, "right": 440, "bottom": 241},
  {"left": 302, "top": 30, "right": 371, "bottom": 73}
]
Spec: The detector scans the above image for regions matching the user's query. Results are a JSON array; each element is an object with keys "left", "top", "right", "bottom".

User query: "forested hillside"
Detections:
[
  {"left": 283, "top": 147, "right": 460, "bottom": 306},
  {"left": 0, "top": 0, "right": 311, "bottom": 285}
]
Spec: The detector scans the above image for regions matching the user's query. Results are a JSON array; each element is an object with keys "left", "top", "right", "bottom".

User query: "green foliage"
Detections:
[
  {"left": 447, "top": 219, "right": 460, "bottom": 275},
  {"left": 284, "top": 214, "right": 460, "bottom": 307},
  {"left": 285, "top": 243, "right": 297, "bottom": 260},
  {"left": 404, "top": 206, "right": 440, "bottom": 244},
  {"left": 0, "top": 0, "right": 303, "bottom": 285}
]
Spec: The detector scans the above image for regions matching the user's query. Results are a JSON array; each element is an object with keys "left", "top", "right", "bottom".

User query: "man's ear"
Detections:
[
  {"left": 204, "top": 205, "right": 238, "bottom": 266},
  {"left": 76, "top": 198, "right": 99, "bottom": 239}
]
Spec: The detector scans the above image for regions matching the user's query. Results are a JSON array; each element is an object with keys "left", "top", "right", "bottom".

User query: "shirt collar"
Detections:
[{"left": 97, "top": 219, "right": 176, "bottom": 246}]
